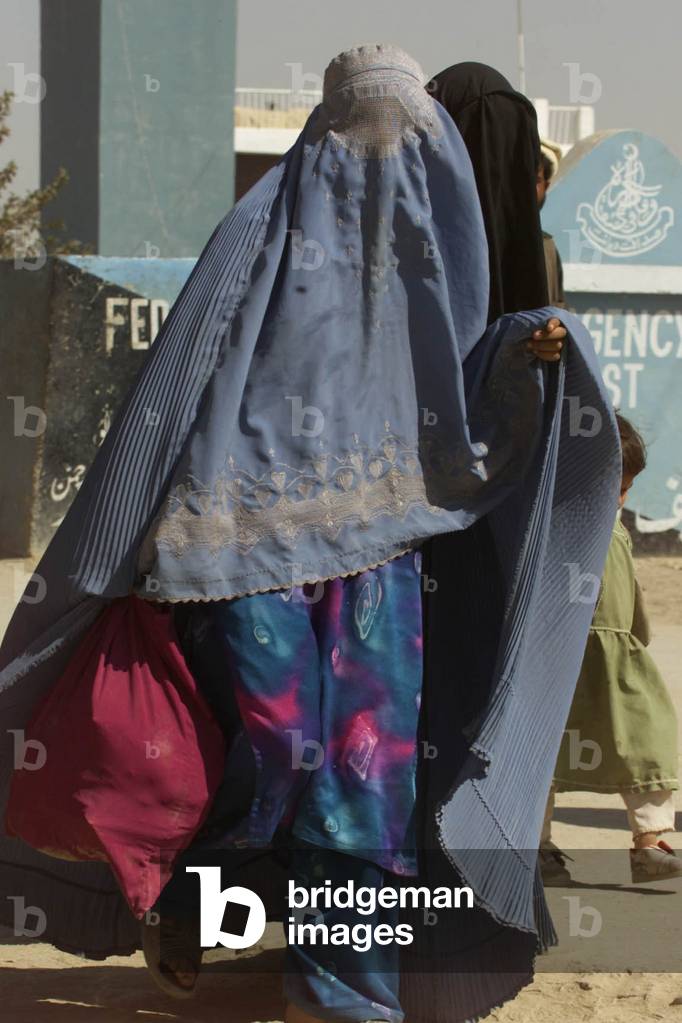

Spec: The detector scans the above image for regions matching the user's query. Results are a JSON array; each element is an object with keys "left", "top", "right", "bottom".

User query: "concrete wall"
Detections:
[
  {"left": 0, "top": 256, "right": 195, "bottom": 557},
  {"left": 38, "top": 0, "right": 237, "bottom": 256},
  {"left": 0, "top": 260, "right": 52, "bottom": 556},
  {"left": 543, "top": 130, "right": 682, "bottom": 554},
  {"left": 41, "top": 0, "right": 101, "bottom": 250},
  {"left": 98, "top": 0, "right": 237, "bottom": 256}
]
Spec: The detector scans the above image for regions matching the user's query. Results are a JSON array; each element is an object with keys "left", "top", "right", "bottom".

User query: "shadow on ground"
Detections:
[
  {"left": 554, "top": 807, "right": 682, "bottom": 831},
  {"left": 0, "top": 948, "right": 286, "bottom": 1023}
]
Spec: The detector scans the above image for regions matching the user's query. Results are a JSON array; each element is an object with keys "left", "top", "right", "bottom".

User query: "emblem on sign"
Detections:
[{"left": 577, "top": 143, "right": 674, "bottom": 257}]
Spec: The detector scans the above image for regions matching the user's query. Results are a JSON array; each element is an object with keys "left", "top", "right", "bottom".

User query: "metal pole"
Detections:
[{"left": 517, "top": 0, "right": 526, "bottom": 94}]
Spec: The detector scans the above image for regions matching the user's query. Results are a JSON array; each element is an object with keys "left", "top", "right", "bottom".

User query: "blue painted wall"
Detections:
[
  {"left": 543, "top": 130, "right": 682, "bottom": 539},
  {"left": 63, "top": 256, "right": 195, "bottom": 304},
  {"left": 568, "top": 294, "right": 682, "bottom": 529},
  {"left": 543, "top": 130, "right": 682, "bottom": 266},
  {"left": 99, "top": 0, "right": 236, "bottom": 256}
]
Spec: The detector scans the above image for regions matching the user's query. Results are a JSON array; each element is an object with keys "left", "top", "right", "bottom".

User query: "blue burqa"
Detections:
[{"left": 0, "top": 45, "right": 620, "bottom": 1021}]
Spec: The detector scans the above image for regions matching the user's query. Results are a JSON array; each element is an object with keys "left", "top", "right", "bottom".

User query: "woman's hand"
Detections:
[{"left": 526, "top": 317, "right": 566, "bottom": 362}]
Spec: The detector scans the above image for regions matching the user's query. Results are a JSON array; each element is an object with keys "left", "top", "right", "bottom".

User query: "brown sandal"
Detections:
[{"left": 141, "top": 912, "right": 203, "bottom": 999}]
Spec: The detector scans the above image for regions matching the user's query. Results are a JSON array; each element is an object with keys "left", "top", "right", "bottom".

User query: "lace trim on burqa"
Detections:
[
  {"left": 138, "top": 341, "right": 538, "bottom": 573},
  {"left": 311, "top": 43, "right": 441, "bottom": 158}
]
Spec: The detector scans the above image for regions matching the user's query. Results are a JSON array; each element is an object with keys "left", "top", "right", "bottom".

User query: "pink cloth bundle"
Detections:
[{"left": 5, "top": 596, "right": 225, "bottom": 918}]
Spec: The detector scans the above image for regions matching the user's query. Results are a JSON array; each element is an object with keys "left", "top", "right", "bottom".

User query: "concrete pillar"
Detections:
[{"left": 40, "top": 0, "right": 237, "bottom": 256}]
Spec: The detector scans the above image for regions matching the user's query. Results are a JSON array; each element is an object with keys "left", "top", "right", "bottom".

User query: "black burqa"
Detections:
[
  {"left": 403, "top": 64, "right": 556, "bottom": 1022},
  {"left": 428, "top": 61, "right": 549, "bottom": 323}
]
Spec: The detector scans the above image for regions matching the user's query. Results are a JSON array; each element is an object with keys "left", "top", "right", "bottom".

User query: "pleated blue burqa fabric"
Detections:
[{"left": 0, "top": 45, "right": 620, "bottom": 1020}]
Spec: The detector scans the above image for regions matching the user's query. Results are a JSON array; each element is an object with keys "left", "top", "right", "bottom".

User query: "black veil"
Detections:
[{"left": 428, "top": 62, "right": 549, "bottom": 323}]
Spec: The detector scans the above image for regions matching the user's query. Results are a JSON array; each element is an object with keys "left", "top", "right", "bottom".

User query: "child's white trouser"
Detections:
[{"left": 541, "top": 785, "right": 676, "bottom": 844}]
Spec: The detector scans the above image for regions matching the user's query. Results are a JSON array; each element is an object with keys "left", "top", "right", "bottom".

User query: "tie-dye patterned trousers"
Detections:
[
  {"left": 169, "top": 550, "right": 423, "bottom": 1021},
  {"left": 209, "top": 548, "right": 423, "bottom": 875}
]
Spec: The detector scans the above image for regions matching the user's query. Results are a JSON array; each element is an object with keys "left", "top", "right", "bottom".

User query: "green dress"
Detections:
[{"left": 554, "top": 517, "right": 679, "bottom": 794}]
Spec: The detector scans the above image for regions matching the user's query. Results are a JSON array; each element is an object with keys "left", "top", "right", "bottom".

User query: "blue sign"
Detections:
[
  {"left": 545, "top": 130, "right": 682, "bottom": 266},
  {"left": 543, "top": 130, "right": 682, "bottom": 540}
]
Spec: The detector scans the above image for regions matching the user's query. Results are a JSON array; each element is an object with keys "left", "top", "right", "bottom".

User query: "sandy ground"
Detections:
[{"left": 0, "top": 556, "right": 680, "bottom": 1022}]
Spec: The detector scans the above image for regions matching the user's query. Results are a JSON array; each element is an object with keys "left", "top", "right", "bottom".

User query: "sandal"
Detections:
[
  {"left": 141, "top": 911, "right": 203, "bottom": 999},
  {"left": 630, "top": 840, "right": 682, "bottom": 884},
  {"left": 539, "top": 840, "right": 573, "bottom": 886}
]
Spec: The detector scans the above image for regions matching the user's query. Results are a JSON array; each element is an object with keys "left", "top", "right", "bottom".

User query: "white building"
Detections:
[{"left": 234, "top": 87, "right": 595, "bottom": 183}]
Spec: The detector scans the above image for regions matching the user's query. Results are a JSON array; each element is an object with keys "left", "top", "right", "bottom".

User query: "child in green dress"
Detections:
[{"left": 541, "top": 413, "right": 680, "bottom": 885}]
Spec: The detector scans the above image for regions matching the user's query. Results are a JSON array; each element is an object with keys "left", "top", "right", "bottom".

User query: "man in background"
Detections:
[{"left": 537, "top": 140, "right": 567, "bottom": 308}]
